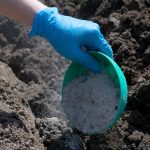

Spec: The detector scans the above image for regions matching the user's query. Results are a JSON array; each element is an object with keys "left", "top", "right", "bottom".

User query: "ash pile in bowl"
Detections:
[{"left": 62, "top": 72, "right": 120, "bottom": 134}]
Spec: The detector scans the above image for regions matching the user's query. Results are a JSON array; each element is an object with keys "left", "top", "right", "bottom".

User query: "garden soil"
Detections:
[{"left": 0, "top": 0, "right": 149, "bottom": 149}]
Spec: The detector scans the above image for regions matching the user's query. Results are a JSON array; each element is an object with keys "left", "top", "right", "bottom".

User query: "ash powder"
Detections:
[{"left": 62, "top": 72, "right": 119, "bottom": 134}]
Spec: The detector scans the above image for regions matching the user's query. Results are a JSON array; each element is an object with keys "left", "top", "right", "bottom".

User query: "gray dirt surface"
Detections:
[{"left": 0, "top": 0, "right": 150, "bottom": 149}]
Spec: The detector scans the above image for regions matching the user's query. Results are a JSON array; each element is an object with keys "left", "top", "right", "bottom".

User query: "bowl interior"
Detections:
[{"left": 62, "top": 51, "right": 128, "bottom": 131}]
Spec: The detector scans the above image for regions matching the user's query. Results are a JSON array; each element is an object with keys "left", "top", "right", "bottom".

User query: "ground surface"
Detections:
[{"left": 0, "top": 0, "right": 150, "bottom": 149}]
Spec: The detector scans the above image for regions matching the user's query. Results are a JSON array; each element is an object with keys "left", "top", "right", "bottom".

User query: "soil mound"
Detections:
[{"left": 0, "top": 0, "right": 149, "bottom": 149}]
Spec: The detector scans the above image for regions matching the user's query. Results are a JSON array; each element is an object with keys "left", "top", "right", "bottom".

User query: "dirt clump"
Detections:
[
  {"left": 0, "top": 0, "right": 150, "bottom": 149},
  {"left": 0, "top": 62, "right": 44, "bottom": 150},
  {"left": 36, "top": 117, "right": 85, "bottom": 150}
]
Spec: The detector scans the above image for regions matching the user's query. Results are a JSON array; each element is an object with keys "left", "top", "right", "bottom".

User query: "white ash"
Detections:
[{"left": 62, "top": 72, "right": 119, "bottom": 134}]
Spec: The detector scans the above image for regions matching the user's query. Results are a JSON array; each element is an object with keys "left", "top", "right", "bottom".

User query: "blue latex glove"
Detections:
[{"left": 29, "top": 7, "right": 113, "bottom": 72}]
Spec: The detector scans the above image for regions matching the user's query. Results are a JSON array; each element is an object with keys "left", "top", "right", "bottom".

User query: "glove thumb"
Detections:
[{"left": 73, "top": 48, "right": 101, "bottom": 72}]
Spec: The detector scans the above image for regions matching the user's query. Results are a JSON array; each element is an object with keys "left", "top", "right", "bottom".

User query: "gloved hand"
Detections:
[{"left": 29, "top": 7, "right": 113, "bottom": 72}]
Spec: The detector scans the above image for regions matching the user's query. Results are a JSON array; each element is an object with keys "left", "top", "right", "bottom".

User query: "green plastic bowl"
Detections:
[{"left": 62, "top": 51, "right": 128, "bottom": 133}]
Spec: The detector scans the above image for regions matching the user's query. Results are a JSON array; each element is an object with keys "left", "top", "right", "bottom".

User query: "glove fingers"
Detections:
[
  {"left": 72, "top": 48, "right": 101, "bottom": 72},
  {"left": 81, "top": 26, "right": 113, "bottom": 58},
  {"left": 97, "top": 37, "right": 113, "bottom": 58},
  {"left": 84, "top": 37, "right": 113, "bottom": 59}
]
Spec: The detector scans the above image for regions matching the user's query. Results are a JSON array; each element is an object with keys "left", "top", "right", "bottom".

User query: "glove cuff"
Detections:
[{"left": 29, "top": 7, "right": 58, "bottom": 37}]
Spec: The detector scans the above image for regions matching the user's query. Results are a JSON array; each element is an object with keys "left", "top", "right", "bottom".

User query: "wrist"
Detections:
[
  {"left": 32, "top": 2, "right": 47, "bottom": 14},
  {"left": 30, "top": 1, "right": 47, "bottom": 26},
  {"left": 29, "top": 7, "right": 58, "bottom": 37}
]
